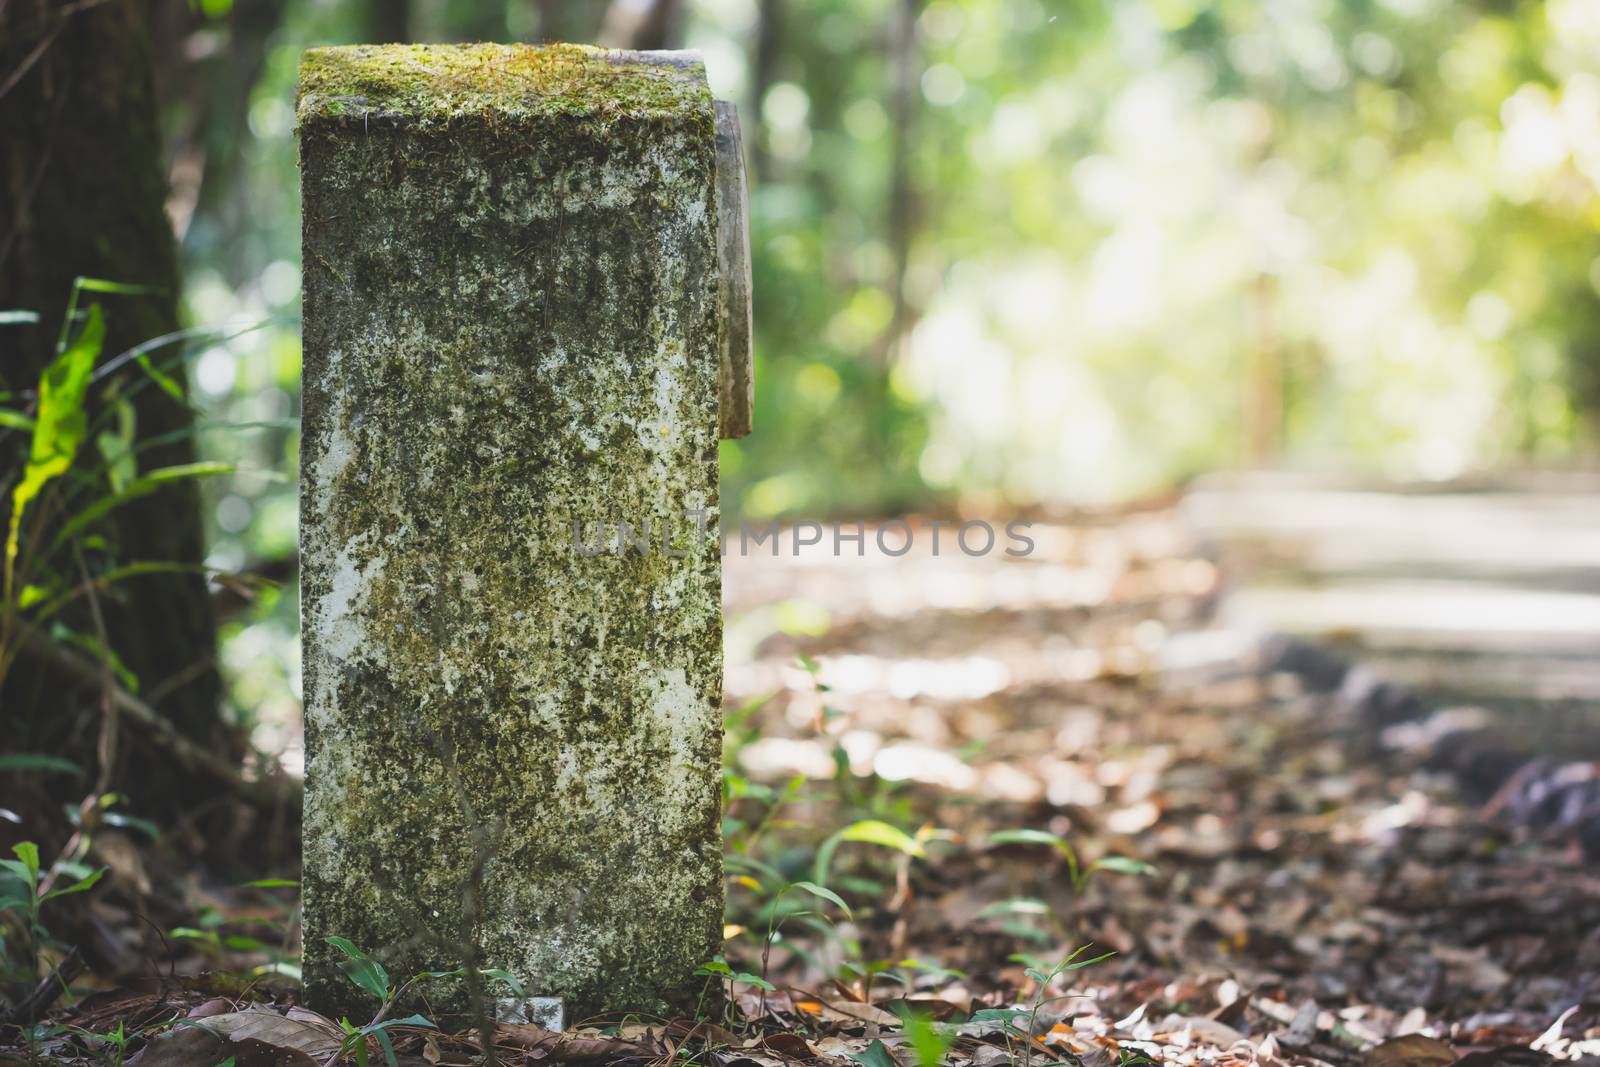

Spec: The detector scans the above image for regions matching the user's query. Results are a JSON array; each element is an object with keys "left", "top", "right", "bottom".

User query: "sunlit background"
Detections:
[{"left": 168, "top": 0, "right": 1600, "bottom": 762}]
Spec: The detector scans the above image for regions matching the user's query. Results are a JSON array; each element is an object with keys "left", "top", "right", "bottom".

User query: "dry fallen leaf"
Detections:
[
  {"left": 130, "top": 1005, "right": 341, "bottom": 1067},
  {"left": 1364, "top": 1033, "right": 1457, "bottom": 1067}
]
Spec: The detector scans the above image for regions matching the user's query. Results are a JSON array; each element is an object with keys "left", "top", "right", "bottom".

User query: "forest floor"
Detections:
[{"left": 5, "top": 502, "right": 1599, "bottom": 1066}]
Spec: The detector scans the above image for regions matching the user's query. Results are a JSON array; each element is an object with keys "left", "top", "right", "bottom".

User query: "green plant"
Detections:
[
  {"left": 897, "top": 1008, "right": 955, "bottom": 1067},
  {"left": 986, "top": 829, "right": 1156, "bottom": 895},
  {"left": 0, "top": 278, "right": 248, "bottom": 696},
  {"left": 0, "top": 841, "right": 105, "bottom": 996},
  {"left": 322, "top": 936, "right": 524, "bottom": 1067},
  {"left": 1002, "top": 945, "right": 1116, "bottom": 1067}
]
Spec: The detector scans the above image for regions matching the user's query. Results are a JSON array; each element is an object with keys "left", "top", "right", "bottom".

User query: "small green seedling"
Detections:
[
  {"left": 986, "top": 829, "right": 1155, "bottom": 894},
  {"left": 323, "top": 936, "right": 525, "bottom": 1067}
]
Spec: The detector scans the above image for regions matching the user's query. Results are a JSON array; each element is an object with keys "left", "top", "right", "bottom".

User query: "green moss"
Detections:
[
  {"left": 297, "top": 46, "right": 723, "bottom": 1024},
  {"left": 297, "top": 43, "right": 711, "bottom": 127}
]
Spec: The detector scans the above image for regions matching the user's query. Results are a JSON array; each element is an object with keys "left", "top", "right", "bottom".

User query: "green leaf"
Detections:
[
  {"left": 815, "top": 819, "right": 925, "bottom": 884},
  {"left": 132, "top": 353, "right": 185, "bottom": 403},
  {"left": 849, "top": 1038, "right": 901, "bottom": 1067},
  {"left": 368, "top": 1015, "right": 435, "bottom": 1031},
  {"left": 40, "top": 866, "right": 104, "bottom": 903},
  {"left": 839, "top": 820, "right": 924, "bottom": 855},
  {"left": 324, "top": 936, "right": 390, "bottom": 1001},
  {"left": 731, "top": 972, "right": 775, "bottom": 990},
  {"left": 1088, "top": 856, "right": 1156, "bottom": 878},
  {"left": 50, "top": 624, "right": 140, "bottom": 692},
  {"left": 6, "top": 304, "right": 103, "bottom": 601},
  {"left": 901, "top": 1011, "right": 952, "bottom": 1067},
  {"left": 0, "top": 409, "right": 35, "bottom": 431},
  {"left": 0, "top": 753, "right": 81, "bottom": 777},
  {"left": 51, "top": 461, "right": 235, "bottom": 550},
  {"left": 13, "top": 842, "right": 40, "bottom": 883},
  {"left": 1058, "top": 948, "right": 1116, "bottom": 971},
  {"left": 987, "top": 828, "right": 1070, "bottom": 851},
  {"left": 370, "top": 1027, "right": 398, "bottom": 1067},
  {"left": 978, "top": 897, "right": 1051, "bottom": 918},
  {"left": 479, "top": 968, "right": 526, "bottom": 997},
  {"left": 242, "top": 878, "right": 300, "bottom": 888},
  {"left": 789, "top": 880, "right": 852, "bottom": 919},
  {"left": 695, "top": 958, "right": 733, "bottom": 976}
]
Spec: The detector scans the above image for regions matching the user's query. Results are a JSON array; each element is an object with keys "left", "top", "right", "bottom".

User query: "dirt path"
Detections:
[{"left": 721, "top": 504, "right": 1600, "bottom": 1064}]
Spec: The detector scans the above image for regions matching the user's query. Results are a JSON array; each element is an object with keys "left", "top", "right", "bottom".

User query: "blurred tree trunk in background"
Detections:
[
  {"left": 883, "top": 0, "right": 922, "bottom": 369},
  {"left": 749, "top": 0, "right": 784, "bottom": 181},
  {"left": 152, "top": 0, "right": 288, "bottom": 264},
  {"left": 367, "top": 0, "right": 412, "bottom": 43},
  {"left": 598, "top": 0, "right": 683, "bottom": 50},
  {"left": 0, "top": 0, "right": 237, "bottom": 817}
]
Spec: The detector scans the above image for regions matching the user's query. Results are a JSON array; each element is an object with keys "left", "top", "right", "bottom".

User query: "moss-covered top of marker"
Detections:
[{"left": 297, "top": 43, "right": 710, "bottom": 127}]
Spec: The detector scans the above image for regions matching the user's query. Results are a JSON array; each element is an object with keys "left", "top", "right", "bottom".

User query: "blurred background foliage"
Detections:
[{"left": 155, "top": 0, "right": 1600, "bottom": 753}]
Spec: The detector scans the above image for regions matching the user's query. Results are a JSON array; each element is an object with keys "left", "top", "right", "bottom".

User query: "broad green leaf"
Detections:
[
  {"left": 732, "top": 972, "right": 774, "bottom": 990},
  {"left": 324, "top": 936, "right": 390, "bottom": 1001},
  {"left": 0, "top": 859, "right": 36, "bottom": 886},
  {"left": 12, "top": 842, "right": 40, "bottom": 882},
  {"left": 849, "top": 1038, "right": 901, "bottom": 1067},
  {"left": 6, "top": 304, "right": 103, "bottom": 600}
]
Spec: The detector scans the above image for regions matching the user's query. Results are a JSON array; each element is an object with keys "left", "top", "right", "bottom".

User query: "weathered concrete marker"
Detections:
[{"left": 297, "top": 43, "right": 746, "bottom": 1023}]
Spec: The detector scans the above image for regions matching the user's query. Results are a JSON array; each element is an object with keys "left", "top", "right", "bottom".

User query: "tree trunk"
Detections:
[
  {"left": 749, "top": 0, "right": 784, "bottom": 181},
  {"left": 0, "top": 0, "right": 235, "bottom": 817},
  {"left": 367, "top": 0, "right": 411, "bottom": 43},
  {"left": 883, "top": 0, "right": 922, "bottom": 369},
  {"left": 597, "top": 0, "right": 683, "bottom": 50}
]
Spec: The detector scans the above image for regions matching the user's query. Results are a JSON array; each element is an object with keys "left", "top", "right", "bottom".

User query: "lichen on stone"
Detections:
[{"left": 298, "top": 44, "right": 723, "bottom": 1026}]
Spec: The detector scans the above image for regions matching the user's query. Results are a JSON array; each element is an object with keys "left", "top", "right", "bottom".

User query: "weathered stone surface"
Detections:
[{"left": 297, "top": 44, "right": 723, "bottom": 1024}]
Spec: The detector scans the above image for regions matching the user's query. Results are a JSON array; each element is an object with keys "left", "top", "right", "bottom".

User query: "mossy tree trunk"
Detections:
[{"left": 0, "top": 0, "right": 235, "bottom": 816}]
